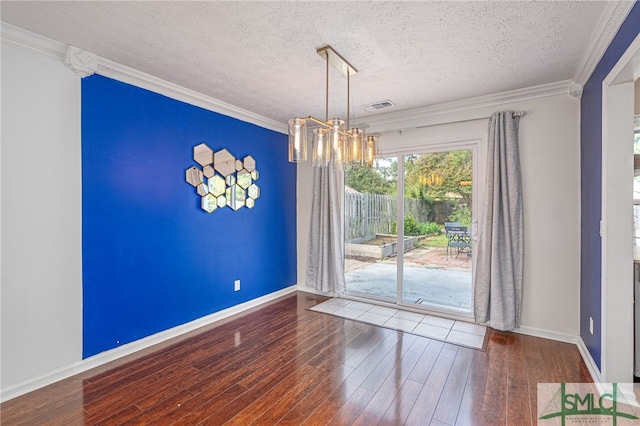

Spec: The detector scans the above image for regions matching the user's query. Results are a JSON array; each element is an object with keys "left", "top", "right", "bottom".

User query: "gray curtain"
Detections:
[
  {"left": 306, "top": 163, "right": 346, "bottom": 293},
  {"left": 474, "top": 111, "right": 523, "bottom": 331}
]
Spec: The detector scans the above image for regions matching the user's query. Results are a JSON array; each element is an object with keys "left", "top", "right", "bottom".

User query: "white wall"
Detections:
[
  {"left": 1, "top": 42, "right": 82, "bottom": 396},
  {"left": 296, "top": 161, "right": 313, "bottom": 290},
  {"left": 501, "top": 95, "right": 580, "bottom": 337},
  {"left": 298, "top": 93, "right": 581, "bottom": 338}
]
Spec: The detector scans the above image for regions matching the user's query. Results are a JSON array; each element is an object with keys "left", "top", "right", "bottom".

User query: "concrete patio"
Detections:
[{"left": 345, "top": 246, "right": 473, "bottom": 311}]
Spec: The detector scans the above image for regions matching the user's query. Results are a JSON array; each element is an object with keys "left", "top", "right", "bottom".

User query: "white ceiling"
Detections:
[{"left": 0, "top": 1, "right": 619, "bottom": 126}]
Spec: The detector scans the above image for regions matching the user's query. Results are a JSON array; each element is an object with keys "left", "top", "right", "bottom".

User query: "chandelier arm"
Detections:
[
  {"left": 347, "top": 70, "right": 350, "bottom": 129},
  {"left": 305, "top": 116, "right": 352, "bottom": 137},
  {"left": 306, "top": 116, "right": 328, "bottom": 127},
  {"left": 325, "top": 51, "right": 329, "bottom": 122}
]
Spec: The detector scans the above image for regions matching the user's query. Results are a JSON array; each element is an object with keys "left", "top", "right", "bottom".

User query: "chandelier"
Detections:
[{"left": 288, "top": 46, "right": 378, "bottom": 168}]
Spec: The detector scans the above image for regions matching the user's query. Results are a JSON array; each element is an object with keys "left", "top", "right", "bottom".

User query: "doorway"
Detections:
[
  {"left": 601, "top": 33, "right": 639, "bottom": 383},
  {"left": 400, "top": 149, "right": 474, "bottom": 314},
  {"left": 343, "top": 143, "right": 478, "bottom": 319}
]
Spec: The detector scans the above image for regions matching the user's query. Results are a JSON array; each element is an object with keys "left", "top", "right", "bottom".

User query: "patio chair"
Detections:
[{"left": 445, "top": 224, "right": 471, "bottom": 259}]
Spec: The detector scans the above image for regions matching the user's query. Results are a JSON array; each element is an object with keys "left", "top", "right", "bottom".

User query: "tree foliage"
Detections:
[
  {"left": 345, "top": 161, "right": 396, "bottom": 195},
  {"left": 345, "top": 151, "right": 472, "bottom": 208},
  {"left": 404, "top": 150, "right": 473, "bottom": 206}
]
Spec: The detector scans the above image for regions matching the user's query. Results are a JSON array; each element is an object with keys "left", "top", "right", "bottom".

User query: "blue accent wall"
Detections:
[
  {"left": 580, "top": 3, "right": 640, "bottom": 370},
  {"left": 81, "top": 75, "right": 296, "bottom": 358}
]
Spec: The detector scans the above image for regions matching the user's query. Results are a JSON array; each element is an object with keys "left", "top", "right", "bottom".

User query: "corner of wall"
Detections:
[{"left": 577, "top": 336, "right": 602, "bottom": 383}]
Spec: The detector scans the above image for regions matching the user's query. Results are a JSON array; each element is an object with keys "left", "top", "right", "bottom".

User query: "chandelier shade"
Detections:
[
  {"left": 288, "top": 45, "right": 378, "bottom": 168},
  {"left": 365, "top": 135, "right": 378, "bottom": 166},
  {"left": 329, "top": 118, "right": 345, "bottom": 168},
  {"left": 288, "top": 118, "right": 308, "bottom": 162},
  {"left": 312, "top": 127, "right": 330, "bottom": 167},
  {"left": 346, "top": 128, "right": 364, "bottom": 164}
]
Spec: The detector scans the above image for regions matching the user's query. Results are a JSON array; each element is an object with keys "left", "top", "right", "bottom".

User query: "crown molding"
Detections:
[
  {"left": 572, "top": 1, "right": 636, "bottom": 87},
  {"left": 95, "top": 57, "right": 287, "bottom": 134},
  {"left": 569, "top": 81, "right": 583, "bottom": 100},
  {"left": 1, "top": 22, "right": 288, "bottom": 134},
  {"left": 364, "top": 80, "right": 577, "bottom": 133},
  {"left": 1, "top": 22, "right": 67, "bottom": 60},
  {"left": 65, "top": 46, "right": 98, "bottom": 78}
]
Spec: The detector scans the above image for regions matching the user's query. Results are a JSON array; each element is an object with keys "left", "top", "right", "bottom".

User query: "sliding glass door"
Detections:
[
  {"left": 400, "top": 148, "right": 474, "bottom": 314},
  {"left": 344, "top": 144, "right": 477, "bottom": 317},
  {"left": 344, "top": 157, "right": 399, "bottom": 301}
]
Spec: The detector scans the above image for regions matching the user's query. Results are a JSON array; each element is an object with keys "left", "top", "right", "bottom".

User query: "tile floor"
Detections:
[{"left": 309, "top": 298, "right": 487, "bottom": 350}]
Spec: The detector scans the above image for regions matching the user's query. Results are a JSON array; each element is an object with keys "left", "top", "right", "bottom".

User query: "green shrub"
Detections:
[
  {"left": 393, "top": 215, "right": 441, "bottom": 236},
  {"left": 448, "top": 204, "right": 472, "bottom": 227},
  {"left": 417, "top": 221, "right": 441, "bottom": 236},
  {"left": 404, "top": 215, "right": 420, "bottom": 236}
]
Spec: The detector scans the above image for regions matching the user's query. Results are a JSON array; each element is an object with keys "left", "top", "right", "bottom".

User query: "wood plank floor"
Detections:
[{"left": 1, "top": 291, "right": 592, "bottom": 425}]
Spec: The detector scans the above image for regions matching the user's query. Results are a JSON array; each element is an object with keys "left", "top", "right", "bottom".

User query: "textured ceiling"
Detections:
[{"left": 1, "top": 1, "right": 610, "bottom": 125}]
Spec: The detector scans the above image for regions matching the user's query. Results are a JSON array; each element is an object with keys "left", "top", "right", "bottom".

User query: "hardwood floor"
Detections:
[{"left": 1, "top": 292, "right": 592, "bottom": 425}]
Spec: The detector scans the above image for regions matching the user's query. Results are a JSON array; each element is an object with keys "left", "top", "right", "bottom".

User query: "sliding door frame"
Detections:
[
  {"left": 342, "top": 121, "right": 488, "bottom": 322},
  {"left": 393, "top": 141, "right": 480, "bottom": 320}
]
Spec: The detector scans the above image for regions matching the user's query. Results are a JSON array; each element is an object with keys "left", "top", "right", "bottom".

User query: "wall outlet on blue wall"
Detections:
[{"left": 234, "top": 280, "right": 240, "bottom": 291}]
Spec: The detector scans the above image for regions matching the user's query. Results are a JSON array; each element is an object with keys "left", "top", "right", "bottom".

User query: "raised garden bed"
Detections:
[{"left": 346, "top": 233, "right": 418, "bottom": 260}]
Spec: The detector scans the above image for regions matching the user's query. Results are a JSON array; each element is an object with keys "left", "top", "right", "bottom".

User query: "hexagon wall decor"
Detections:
[{"left": 185, "top": 143, "right": 260, "bottom": 213}]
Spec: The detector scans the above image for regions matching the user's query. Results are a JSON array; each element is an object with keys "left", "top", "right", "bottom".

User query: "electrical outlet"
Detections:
[
  {"left": 589, "top": 317, "right": 594, "bottom": 335},
  {"left": 234, "top": 279, "right": 240, "bottom": 291}
]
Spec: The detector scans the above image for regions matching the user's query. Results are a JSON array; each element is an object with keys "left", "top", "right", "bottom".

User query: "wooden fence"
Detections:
[{"left": 345, "top": 193, "right": 439, "bottom": 241}]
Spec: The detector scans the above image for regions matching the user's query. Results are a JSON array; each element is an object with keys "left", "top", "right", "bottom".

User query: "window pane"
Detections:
[
  {"left": 344, "top": 158, "right": 398, "bottom": 300},
  {"left": 401, "top": 150, "right": 473, "bottom": 312}
]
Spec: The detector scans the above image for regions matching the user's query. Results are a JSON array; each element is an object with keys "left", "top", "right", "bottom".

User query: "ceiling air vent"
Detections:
[{"left": 363, "top": 100, "right": 395, "bottom": 112}]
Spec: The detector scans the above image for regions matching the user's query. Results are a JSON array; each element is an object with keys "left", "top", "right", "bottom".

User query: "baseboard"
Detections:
[
  {"left": 576, "top": 337, "right": 602, "bottom": 383},
  {"left": 0, "top": 285, "right": 297, "bottom": 402},
  {"left": 296, "top": 284, "right": 336, "bottom": 297},
  {"left": 514, "top": 325, "right": 580, "bottom": 344},
  {"left": 514, "top": 326, "right": 602, "bottom": 384}
]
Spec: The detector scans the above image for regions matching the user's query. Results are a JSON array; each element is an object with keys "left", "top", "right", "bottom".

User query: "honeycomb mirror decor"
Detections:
[
  {"left": 185, "top": 143, "right": 260, "bottom": 213},
  {"left": 193, "top": 143, "right": 214, "bottom": 167},
  {"left": 209, "top": 174, "right": 226, "bottom": 197},
  {"left": 237, "top": 170, "right": 252, "bottom": 189},
  {"left": 225, "top": 184, "right": 246, "bottom": 211},
  {"left": 201, "top": 194, "right": 217, "bottom": 213},
  {"left": 185, "top": 166, "right": 203, "bottom": 187},
  {"left": 214, "top": 149, "right": 236, "bottom": 177}
]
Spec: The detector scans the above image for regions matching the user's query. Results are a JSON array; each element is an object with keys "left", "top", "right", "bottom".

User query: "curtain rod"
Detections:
[{"left": 414, "top": 111, "right": 526, "bottom": 130}]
